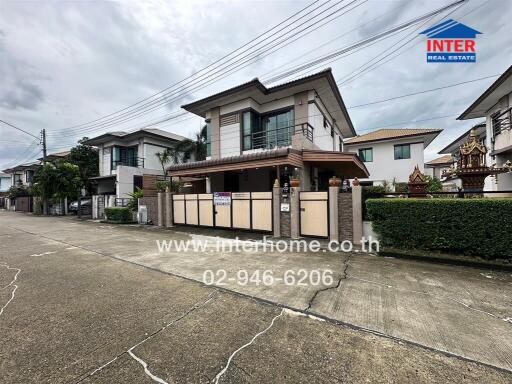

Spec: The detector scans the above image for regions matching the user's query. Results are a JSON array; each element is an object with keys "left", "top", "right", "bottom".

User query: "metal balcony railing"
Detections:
[
  {"left": 251, "top": 123, "right": 314, "bottom": 150},
  {"left": 112, "top": 157, "right": 145, "bottom": 169},
  {"left": 492, "top": 107, "right": 511, "bottom": 137}
]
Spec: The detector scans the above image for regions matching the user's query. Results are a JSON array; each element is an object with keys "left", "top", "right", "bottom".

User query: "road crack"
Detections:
[
  {"left": 213, "top": 308, "right": 284, "bottom": 384},
  {"left": 75, "top": 290, "right": 217, "bottom": 383},
  {"left": 0, "top": 262, "right": 21, "bottom": 317},
  {"left": 305, "top": 253, "right": 351, "bottom": 311}
]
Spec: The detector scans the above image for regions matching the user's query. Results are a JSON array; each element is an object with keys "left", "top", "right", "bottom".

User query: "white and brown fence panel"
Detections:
[{"left": 299, "top": 191, "right": 329, "bottom": 238}]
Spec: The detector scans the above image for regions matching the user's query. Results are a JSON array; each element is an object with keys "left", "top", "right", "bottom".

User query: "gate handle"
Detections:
[{"left": 300, "top": 208, "right": 305, "bottom": 212}]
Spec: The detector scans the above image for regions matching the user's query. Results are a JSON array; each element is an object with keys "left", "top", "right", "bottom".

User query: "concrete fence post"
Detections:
[
  {"left": 290, "top": 186, "right": 300, "bottom": 239},
  {"left": 157, "top": 192, "right": 164, "bottom": 227},
  {"left": 328, "top": 186, "right": 339, "bottom": 243},
  {"left": 272, "top": 186, "right": 281, "bottom": 238},
  {"left": 352, "top": 185, "right": 363, "bottom": 245},
  {"left": 165, "top": 192, "right": 173, "bottom": 228}
]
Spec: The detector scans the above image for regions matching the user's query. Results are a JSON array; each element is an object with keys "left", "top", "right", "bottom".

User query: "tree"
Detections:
[
  {"left": 68, "top": 137, "right": 99, "bottom": 194},
  {"left": 176, "top": 124, "right": 207, "bottom": 162},
  {"left": 426, "top": 175, "right": 443, "bottom": 193},
  {"left": 32, "top": 162, "right": 82, "bottom": 203},
  {"left": 155, "top": 125, "right": 207, "bottom": 175}
]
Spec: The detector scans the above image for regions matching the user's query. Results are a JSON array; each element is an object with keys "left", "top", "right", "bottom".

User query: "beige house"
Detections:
[
  {"left": 343, "top": 128, "right": 442, "bottom": 186},
  {"left": 424, "top": 155, "right": 453, "bottom": 179},
  {"left": 167, "top": 69, "right": 368, "bottom": 191}
]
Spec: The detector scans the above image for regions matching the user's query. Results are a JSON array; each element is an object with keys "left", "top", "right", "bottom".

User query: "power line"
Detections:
[
  {"left": 347, "top": 74, "right": 500, "bottom": 108},
  {"left": 49, "top": 1, "right": 360, "bottom": 137},
  {"left": 48, "top": 0, "right": 336, "bottom": 134},
  {"left": 49, "top": 0, "right": 460, "bottom": 140},
  {"left": 0, "top": 119, "right": 40, "bottom": 140},
  {"left": 261, "top": 0, "right": 465, "bottom": 84}
]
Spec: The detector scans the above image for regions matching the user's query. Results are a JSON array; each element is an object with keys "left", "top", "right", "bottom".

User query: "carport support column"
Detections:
[
  {"left": 165, "top": 191, "right": 173, "bottom": 228},
  {"left": 329, "top": 186, "right": 339, "bottom": 243},
  {"left": 157, "top": 192, "right": 164, "bottom": 227},
  {"left": 272, "top": 186, "right": 280, "bottom": 238},
  {"left": 290, "top": 186, "right": 300, "bottom": 239},
  {"left": 352, "top": 185, "right": 363, "bottom": 245}
]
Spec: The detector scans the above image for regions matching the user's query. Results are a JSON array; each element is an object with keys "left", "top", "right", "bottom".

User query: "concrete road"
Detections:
[{"left": 0, "top": 211, "right": 511, "bottom": 383}]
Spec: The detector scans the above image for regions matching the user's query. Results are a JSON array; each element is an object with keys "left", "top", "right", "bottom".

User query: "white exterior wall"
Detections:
[
  {"left": 484, "top": 90, "right": 512, "bottom": 191},
  {"left": 308, "top": 103, "right": 334, "bottom": 150},
  {"left": 220, "top": 123, "right": 240, "bottom": 158},
  {"left": 0, "top": 176, "right": 12, "bottom": 192},
  {"left": 115, "top": 165, "right": 162, "bottom": 198},
  {"left": 346, "top": 139, "right": 425, "bottom": 184}
]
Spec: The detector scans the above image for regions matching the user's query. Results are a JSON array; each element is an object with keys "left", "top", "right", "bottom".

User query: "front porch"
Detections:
[{"left": 167, "top": 148, "right": 369, "bottom": 193}]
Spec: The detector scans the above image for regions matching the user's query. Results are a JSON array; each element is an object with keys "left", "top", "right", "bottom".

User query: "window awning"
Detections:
[{"left": 167, "top": 148, "right": 369, "bottom": 178}]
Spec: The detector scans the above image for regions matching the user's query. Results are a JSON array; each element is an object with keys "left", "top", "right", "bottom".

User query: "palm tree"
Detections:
[
  {"left": 156, "top": 125, "right": 208, "bottom": 174},
  {"left": 176, "top": 125, "right": 207, "bottom": 162}
]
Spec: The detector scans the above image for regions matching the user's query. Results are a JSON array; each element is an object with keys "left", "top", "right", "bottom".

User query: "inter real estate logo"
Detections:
[{"left": 419, "top": 19, "right": 482, "bottom": 63}]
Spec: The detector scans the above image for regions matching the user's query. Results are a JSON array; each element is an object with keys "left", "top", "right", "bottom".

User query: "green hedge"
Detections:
[
  {"left": 366, "top": 199, "right": 512, "bottom": 260},
  {"left": 104, "top": 207, "right": 133, "bottom": 223}
]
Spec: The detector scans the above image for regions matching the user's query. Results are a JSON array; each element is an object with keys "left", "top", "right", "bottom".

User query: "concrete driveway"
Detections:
[{"left": 1, "top": 211, "right": 511, "bottom": 383}]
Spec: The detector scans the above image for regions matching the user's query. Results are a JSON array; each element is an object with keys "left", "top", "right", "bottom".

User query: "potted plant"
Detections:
[
  {"left": 289, "top": 168, "right": 300, "bottom": 187},
  {"left": 329, "top": 176, "right": 341, "bottom": 187}
]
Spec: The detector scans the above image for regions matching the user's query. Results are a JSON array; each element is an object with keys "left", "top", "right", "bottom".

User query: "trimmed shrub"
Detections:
[
  {"left": 366, "top": 198, "right": 512, "bottom": 260},
  {"left": 104, "top": 207, "right": 133, "bottom": 223}
]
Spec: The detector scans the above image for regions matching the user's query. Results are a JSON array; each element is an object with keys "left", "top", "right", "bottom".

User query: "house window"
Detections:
[
  {"left": 242, "top": 111, "right": 260, "bottom": 151},
  {"left": 358, "top": 148, "right": 373, "bottom": 162},
  {"left": 205, "top": 120, "right": 212, "bottom": 157},
  {"left": 323, "top": 117, "right": 328, "bottom": 129},
  {"left": 491, "top": 111, "right": 502, "bottom": 136},
  {"left": 25, "top": 170, "right": 34, "bottom": 183},
  {"left": 338, "top": 137, "right": 343, "bottom": 152},
  {"left": 14, "top": 174, "right": 22, "bottom": 185},
  {"left": 260, "top": 109, "right": 294, "bottom": 149},
  {"left": 394, "top": 144, "right": 411, "bottom": 160},
  {"left": 112, "top": 146, "right": 138, "bottom": 169}
]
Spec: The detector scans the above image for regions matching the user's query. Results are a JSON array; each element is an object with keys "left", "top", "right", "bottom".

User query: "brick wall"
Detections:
[
  {"left": 280, "top": 211, "right": 291, "bottom": 237},
  {"left": 338, "top": 193, "right": 353, "bottom": 242},
  {"left": 140, "top": 196, "right": 158, "bottom": 224}
]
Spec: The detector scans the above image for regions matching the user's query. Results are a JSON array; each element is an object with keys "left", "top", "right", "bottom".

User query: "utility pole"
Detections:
[{"left": 41, "top": 129, "right": 47, "bottom": 164}]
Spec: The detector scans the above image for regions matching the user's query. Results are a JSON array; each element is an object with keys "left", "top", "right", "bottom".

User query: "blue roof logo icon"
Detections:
[{"left": 420, "top": 19, "right": 482, "bottom": 39}]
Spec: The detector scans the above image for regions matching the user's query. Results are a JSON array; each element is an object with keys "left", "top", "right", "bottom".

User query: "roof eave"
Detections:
[{"left": 457, "top": 65, "right": 512, "bottom": 120}]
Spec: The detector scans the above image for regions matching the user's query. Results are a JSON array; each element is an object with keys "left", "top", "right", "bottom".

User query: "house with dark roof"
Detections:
[
  {"left": 457, "top": 64, "right": 512, "bottom": 192},
  {"left": 84, "top": 128, "right": 188, "bottom": 198},
  {"left": 168, "top": 69, "right": 368, "bottom": 192},
  {"left": 343, "top": 128, "right": 442, "bottom": 187}
]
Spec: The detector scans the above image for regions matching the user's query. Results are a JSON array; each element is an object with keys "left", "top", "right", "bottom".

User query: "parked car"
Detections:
[{"left": 69, "top": 199, "right": 92, "bottom": 215}]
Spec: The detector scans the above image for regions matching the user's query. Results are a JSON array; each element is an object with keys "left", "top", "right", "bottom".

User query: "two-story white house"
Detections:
[
  {"left": 457, "top": 64, "right": 512, "bottom": 191},
  {"left": 167, "top": 69, "right": 369, "bottom": 191},
  {"left": 343, "top": 128, "right": 442, "bottom": 186},
  {"left": 84, "top": 128, "right": 188, "bottom": 198},
  {"left": 2, "top": 161, "right": 41, "bottom": 187}
]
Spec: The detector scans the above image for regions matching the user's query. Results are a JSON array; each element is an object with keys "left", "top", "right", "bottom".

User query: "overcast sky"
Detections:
[{"left": 0, "top": 0, "right": 511, "bottom": 169}]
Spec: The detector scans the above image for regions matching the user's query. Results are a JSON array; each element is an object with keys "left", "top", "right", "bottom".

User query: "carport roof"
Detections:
[{"left": 167, "top": 148, "right": 369, "bottom": 178}]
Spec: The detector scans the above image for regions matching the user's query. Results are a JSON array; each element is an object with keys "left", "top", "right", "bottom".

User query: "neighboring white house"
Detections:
[
  {"left": 84, "top": 128, "right": 188, "bottom": 198},
  {"left": 2, "top": 161, "right": 41, "bottom": 187},
  {"left": 457, "top": 64, "right": 512, "bottom": 192},
  {"left": 168, "top": 69, "right": 368, "bottom": 192},
  {"left": 424, "top": 155, "right": 453, "bottom": 179},
  {"left": 343, "top": 128, "right": 442, "bottom": 186}
]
